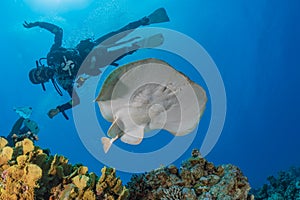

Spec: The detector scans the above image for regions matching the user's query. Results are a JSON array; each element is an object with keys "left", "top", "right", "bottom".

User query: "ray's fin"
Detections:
[
  {"left": 107, "top": 118, "right": 124, "bottom": 138},
  {"left": 101, "top": 136, "right": 119, "bottom": 153},
  {"left": 101, "top": 137, "right": 112, "bottom": 153},
  {"left": 120, "top": 127, "right": 144, "bottom": 145}
]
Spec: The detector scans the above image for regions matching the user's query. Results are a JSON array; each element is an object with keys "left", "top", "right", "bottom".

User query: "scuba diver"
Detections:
[
  {"left": 25, "top": 8, "right": 170, "bottom": 120},
  {"left": 5, "top": 106, "right": 39, "bottom": 146}
]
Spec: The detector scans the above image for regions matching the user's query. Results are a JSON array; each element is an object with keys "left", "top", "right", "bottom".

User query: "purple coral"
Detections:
[{"left": 1, "top": 170, "right": 8, "bottom": 181}]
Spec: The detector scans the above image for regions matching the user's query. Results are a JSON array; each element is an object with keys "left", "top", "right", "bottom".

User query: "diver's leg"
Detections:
[
  {"left": 7, "top": 117, "right": 24, "bottom": 146},
  {"left": 9, "top": 117, "right": 24, "bottom": 135},
  {"left": 93, "top": 8, "right": 170, "bottom": 51},
  {"left": 94, "top": 8, "right": 169, "bottom": 46},
  {"left": 94, "top": 18, "right": 149, "bottom": 46}
]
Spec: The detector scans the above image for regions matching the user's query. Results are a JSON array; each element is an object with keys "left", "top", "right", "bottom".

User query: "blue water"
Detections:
[{"left": 1, "top": 0, "right": 300, "bottom": 189}]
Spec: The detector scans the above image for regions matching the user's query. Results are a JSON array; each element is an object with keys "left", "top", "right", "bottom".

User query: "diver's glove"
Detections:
[
  {"left": 47, "top": 108, "right": 60, "bottom": 119},
  {"left": 48, "top": 103, "right": 70, "bottom": 120},
  {"left": 23, "top": 21, "right": 39, "bottom": 28}
]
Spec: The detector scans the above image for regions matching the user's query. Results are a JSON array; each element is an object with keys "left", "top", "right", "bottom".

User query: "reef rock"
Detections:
[
  {"left": 126, "top": 149, "right": 252, "bottom": 200},
  {"left": 252, "top": 166, "right": 300, "bottom": 200}
]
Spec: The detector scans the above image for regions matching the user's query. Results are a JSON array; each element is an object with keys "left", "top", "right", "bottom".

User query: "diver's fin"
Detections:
[
  {"left": 14, "top": 106, "right": 33, "bottom": 119},
  {"left": 134, "top": 33, "right": 164, "bottom": 48},
  {"left": 147, "top": 8, "right": 170, "bottom": 24},
  {"left": 101, "top": 136, "right": 118, "bottom": 153}
]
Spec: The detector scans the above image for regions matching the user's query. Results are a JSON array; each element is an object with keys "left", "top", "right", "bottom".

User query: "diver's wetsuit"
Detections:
[
  {"left": 6, "top": 117, "right": 36, "bottom": 146},
  {"left": 33, "top": 18, "right": 149, "bottom": 114}
]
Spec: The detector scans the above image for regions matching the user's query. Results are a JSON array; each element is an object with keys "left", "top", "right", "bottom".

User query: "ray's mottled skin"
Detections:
[{"left": 96, "top": 58, "right": 207, "bottom": 153}]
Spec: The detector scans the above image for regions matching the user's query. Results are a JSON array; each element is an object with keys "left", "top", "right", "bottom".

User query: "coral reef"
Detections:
[
  {"left": 0, "top": 138, "right": 128, "bottom": 200},
  {"left": 0, "top": 137, "right": 253, "bottom": 200},
  {"left": 252, "top": 167, "right": 300, "bottom": 200},
  {"left": 126, "top": 149, "right": 252, "bottom": 200}
]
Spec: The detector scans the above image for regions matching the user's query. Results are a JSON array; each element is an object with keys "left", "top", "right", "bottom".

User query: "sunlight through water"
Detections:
[{"left": 24, "top": 0, "right": 92, "bottom": 13}]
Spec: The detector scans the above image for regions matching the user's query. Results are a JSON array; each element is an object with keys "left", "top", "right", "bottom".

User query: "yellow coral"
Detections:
[
  {"left": 89, "top": 172, "right": 97, "bottom": 189},
  {"left": 59, "top": 184, "right": 78, "bottom": 199},
  {"left": 106, "top": 195, "right": 115, "bottom": 200},
  {"left": 95, "top": 167, "right": 129, "bottom": 199},
  {"left": 0, "top": 146, "right": 13, "bottom": 166},
  {"left": 0, "top": 138, "right": 129, "bottom": 200},
  {"left": 15, "top": 138, "right": 35, "bottom": 155},
  {"left": 83, "top": 189, "right": 96, "bottom": 200},
  {"left": 48, "top": 154, "right": 70, "bottom": 178},
  {"left": 99, "top": 166, "right": 107, "bottom": 183},
  {"left": 117, "top": 188, "right": 129, "bottom": 200},
  {"left": 0, "top": 137, "right": 8, "bottom": 149},
  {"left": 23, "top": 164, "right": 42, "bottom": 187},
  {"left": 17, "top": 155, "right": 28, "bottom": 166},
  {"left": 104, "top": 168, "right": 117, "bottom": 188},
  {"left": 1, "top": 164, "right": 10, "bottom": 171},
  {"left": 58, "top": 155, "right": 68, "bottom": 163},
  {"left": 78, "top": 166, "right": 88, "bottom": 175},
  {"left": 112, "top": 179, "right": 123, "bottom": 194},
  {"left": 72, "top": 175, "right": 90, "bottom": 190},
  {"left": 6, "top": 165, "right": 23, "bottom": 180},
  {"left": 0, "top": 193, "right": 18, "bottom": 200},
  {"left": 96, "top": 181, "right": 107, "bottom": 196}
]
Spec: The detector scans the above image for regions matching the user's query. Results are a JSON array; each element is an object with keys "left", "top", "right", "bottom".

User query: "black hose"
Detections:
[
  {"left": 51, "top": 79, "right": 63, "bottom": 96},
  {"left": 38, "top": 58, "right": 47, "bottom": 66},
  {"left": 61, "top": 111, "right": 69, "bottom": 120}
]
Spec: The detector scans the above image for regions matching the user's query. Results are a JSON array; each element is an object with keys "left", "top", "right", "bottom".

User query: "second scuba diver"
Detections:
[{"left": 5, "top": 106, "right": 39, "bottom": 146}]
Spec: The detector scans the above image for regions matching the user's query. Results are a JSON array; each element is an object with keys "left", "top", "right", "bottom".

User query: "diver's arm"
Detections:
[
  {"left": 23, "top": 21, "right": 63, "bottom": 49},
  {"left": 47, "top": 83, "right": 80, "bottom": 119},
  {"left": 57, "top": 91, "right": 80, "bottom": 116},
  {"left": 57, "top": 101, "right": 73, "bottom": 113},
  {"left": 48, "top": 95, "right": 80, "bottom": 120},
  {"left": 48, "top": 101, "right": 72, "bottom": 120}
]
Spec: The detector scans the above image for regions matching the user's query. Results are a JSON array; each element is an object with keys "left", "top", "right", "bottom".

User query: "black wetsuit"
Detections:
[
  {"left": 6, "top": 117, "right": 37, "bottom": 146},
  {"left": 34, "top": 18, "right": 149, "bottom": 114}
]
